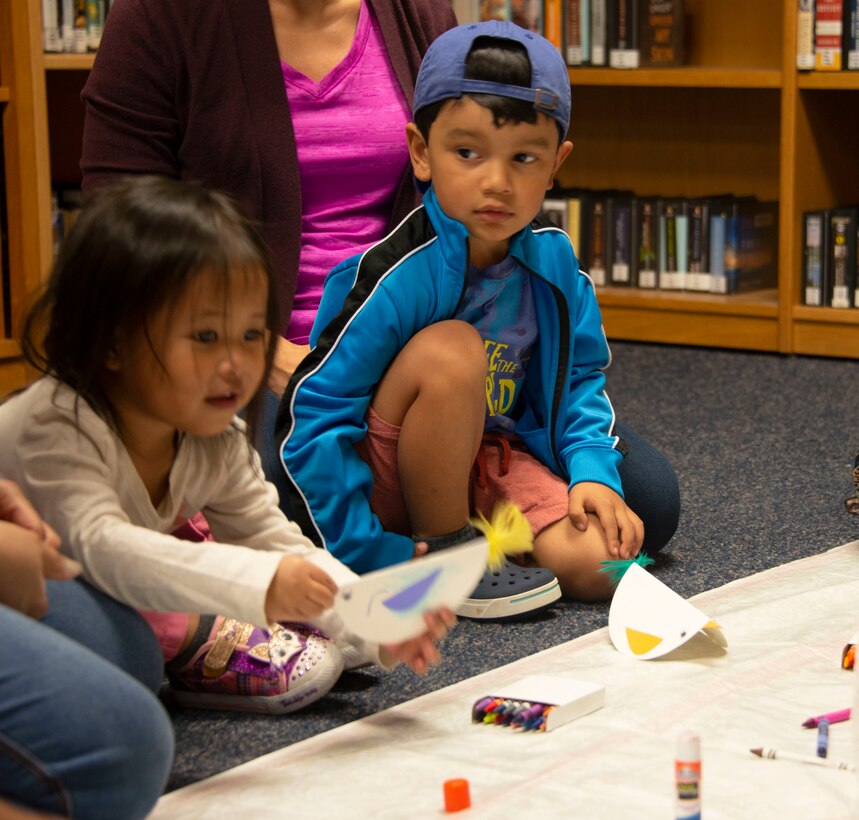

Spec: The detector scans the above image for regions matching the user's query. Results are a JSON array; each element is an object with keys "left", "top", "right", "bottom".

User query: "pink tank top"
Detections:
[{"left": 282, "top": 1, "right": 411, "bottom": 343}]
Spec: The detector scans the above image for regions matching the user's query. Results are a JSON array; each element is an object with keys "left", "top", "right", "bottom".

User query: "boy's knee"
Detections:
[{"left": 414, "top": 320, "right": 487, "bottom": 384}]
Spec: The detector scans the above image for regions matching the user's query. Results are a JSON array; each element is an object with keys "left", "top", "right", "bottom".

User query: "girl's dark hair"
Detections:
[
  {"left": 21, "top": 175, "right": 279, "bottom": 442},
  {"left": 415, "top": 37, "right": 562, "bottom": 142}
]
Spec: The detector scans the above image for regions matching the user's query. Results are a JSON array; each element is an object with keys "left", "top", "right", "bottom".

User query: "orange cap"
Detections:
[{"left": 443, "top": 778, "right": 471, "bottom": 812}]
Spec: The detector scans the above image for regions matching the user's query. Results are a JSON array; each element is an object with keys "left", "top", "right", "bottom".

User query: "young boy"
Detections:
[{"left": 277, "top": 20, "right": 676, "bottom": 620}]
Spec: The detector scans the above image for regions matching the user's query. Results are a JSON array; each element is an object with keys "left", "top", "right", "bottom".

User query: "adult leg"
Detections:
[
  {"left": 615, "top": 421, "right": 680, "bottom": 554},
  {"left": 0, "top": 603, "right": 173, "bottom": 820},
  {"left": 40, "top": 579, "right": 165, "bottom": 694}
]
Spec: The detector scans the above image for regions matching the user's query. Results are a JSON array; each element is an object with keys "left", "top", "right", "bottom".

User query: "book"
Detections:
[
  {"left": 711, "top": 199, "right": 778, "bottom": 294},
  {"left": 86, "top": 0, "right": 106, "bottom": 51},
  {"left": 72, "top": 0, "right": 88, "bottom": 53},
  {"left": 42, "top": 0, "right": 63, "bottom": 52},
  {"left": 451, "top": 0, "right": 482, "bottom": 22},
  {"left": 633, "top": 197, "right": 658, "bottom": 289},
  {"left": 815, "top": 0, "right": 844, "bottom": 70},
  {"left": 797, "top": 0, "right": 816, "bottom": 69},
  {"left": 591, "top": 0, "right": 608, "bottom": 65},
  {"left": 567, "top": 192, "right": 583, "bottom": 259},
  {"left": 584, "top": 193, "right": 608, "bottom": 286},
  {"left": 609, "top": 0, "right": 640, "bottom": 68},
  {"left": 544, "top": 0, "right": 564, "bottom": 49},
  {"left": 639, "top": 0, "right": 686, "bottom": 67},
  {"left": 539, "top": 197, "right": 569, "bottom": 231},
  {"left": 802, "top": 209, "right": 830, "bottom": 306},
  {"left": 564, "top": 0, "right": 584, "bottom": 64},
  {"left": 658, "top": 199, "right": 687, "bottom": 290},
  {"left": 828, "top": 208, "right": 857, "bottom": 308},
  {"left": 608, "top": 193, "right": 635, "bottom": 286},
  {"left": 846, "top": 0, "right": 859, "bottom": 69},
  {"left": 685, "top": 199, "right": 711, "bottom": 292},
  {"left": 510, "top": 0, "right": 543, "bottom": 32}
]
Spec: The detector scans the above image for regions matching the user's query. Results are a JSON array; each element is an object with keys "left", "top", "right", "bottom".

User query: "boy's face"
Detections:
[{"left": 407, "top": 97, "right": 572, "bottom": 269}]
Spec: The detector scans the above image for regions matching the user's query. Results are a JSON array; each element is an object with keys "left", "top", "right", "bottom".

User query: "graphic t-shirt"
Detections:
[{"left": 454, "top": 256, "right": 538, "bottom": 433}]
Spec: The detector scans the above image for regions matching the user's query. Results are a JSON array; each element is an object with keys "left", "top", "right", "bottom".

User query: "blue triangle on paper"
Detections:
[{"left": 382, "top": 568, "right": 444, "bottom": 613}]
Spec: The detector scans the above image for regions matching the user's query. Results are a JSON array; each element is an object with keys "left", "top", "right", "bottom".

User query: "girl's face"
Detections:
[{"left": 106, "top": 267, "right": 269, "bottom": 442}]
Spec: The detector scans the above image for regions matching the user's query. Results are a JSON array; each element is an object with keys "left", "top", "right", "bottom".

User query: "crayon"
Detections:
[
  {"left": 816, "top": 718, "right": 829, "bottom": 758},
  {"left": 802, "top": 708, "right": 851, "bottom": 728},
  {"left": 750, "top": 747, "right": 855, "bottom": 772}
]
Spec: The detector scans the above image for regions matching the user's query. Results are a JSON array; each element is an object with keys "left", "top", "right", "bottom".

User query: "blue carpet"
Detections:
[{"left": 165, "top": 341, "right": 859, "bottom": 790}]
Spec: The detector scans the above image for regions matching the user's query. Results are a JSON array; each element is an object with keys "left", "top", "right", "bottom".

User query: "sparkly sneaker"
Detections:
[{"left": 166, "top": 618, "right": 344, "bottom": 714}]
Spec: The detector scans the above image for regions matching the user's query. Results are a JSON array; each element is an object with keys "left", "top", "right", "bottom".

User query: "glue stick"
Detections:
[{"left": 675, "top": 729, "right": 701, "bottom": 820}]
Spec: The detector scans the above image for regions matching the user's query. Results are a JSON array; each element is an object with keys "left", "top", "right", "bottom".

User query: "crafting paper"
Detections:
[
  {"left": 334, "top": 538, "right": 488, "bottom": 643},
  {"left": 608, "top": 562, "right": 726, "bottom": 659}
]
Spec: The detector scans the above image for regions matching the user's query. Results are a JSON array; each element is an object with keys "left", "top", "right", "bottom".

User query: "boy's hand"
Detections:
[
  {"left": 380, "top": 608, "right": 456, "bottom": 675},
  {"left": 568, "top": 482, "right": 643, "bottom": 559},
  {"left": 265, "top": 555, "right": 338, "bottom": 622}
]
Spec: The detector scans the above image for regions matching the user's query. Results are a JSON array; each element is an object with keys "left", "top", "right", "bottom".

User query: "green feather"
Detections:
[{"left": 597, "top": 553, "right": 655, "bottom": 586}]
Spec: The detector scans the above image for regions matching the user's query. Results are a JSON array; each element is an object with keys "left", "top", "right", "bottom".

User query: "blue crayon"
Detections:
[{"left": 817, "top": 718, "right": 830, "bottom": 758}]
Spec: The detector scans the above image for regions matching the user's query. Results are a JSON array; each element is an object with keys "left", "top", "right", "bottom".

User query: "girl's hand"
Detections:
[
  {"left": 265, "top": 555, "right": 338, "bottom": 622},
  {"left": 380, "top": 608, "right": 457, "bottom": 674}
]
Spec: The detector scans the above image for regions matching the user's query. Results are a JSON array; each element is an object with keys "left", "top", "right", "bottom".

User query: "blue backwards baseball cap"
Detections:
[{"left": 413, "top": 20, "right": 571, "bottom": 135}]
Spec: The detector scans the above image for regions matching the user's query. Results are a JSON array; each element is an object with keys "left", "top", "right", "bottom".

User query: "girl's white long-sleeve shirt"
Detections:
[{"left": 0, "top": 376, "right": 382, "bottom": 663}]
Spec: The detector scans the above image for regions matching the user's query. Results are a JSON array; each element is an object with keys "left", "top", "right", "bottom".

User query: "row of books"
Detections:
[
  {"left": 802, "top": 208, "right": 859, "bottom": 308},
  {"left": 452, "top": 0, "right": 686, "bottom": 68},
  {"left": 539, "top": 190, "right": 778, "bottom": 295},
  {"left": 42, "top": 0, "right": 110, "bottom": 54},
  {"left": 796, "top": 0, "right": 859, "bottom": 70}
]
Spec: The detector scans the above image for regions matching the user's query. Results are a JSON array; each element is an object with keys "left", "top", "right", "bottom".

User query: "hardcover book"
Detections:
[
  {"left": 585, "top": 194, "right": 608, "bottom": 286},
  {"left": 711, "top": 199, "right": 778, "bottom": 294},
  {"left": 608, "top": 194, "right": 635, "bottom": 286},
  {"left": 658, "top": 199, "right": 688, "bottom": 290},
  {"left": 591, "top": 0, "right": 607, "bottom": 65},
  {"left": 815, "top": 0, "right": 844, "bottom": 70},
  {"left": 544, "top": 0, "right": 563, "bottom": 49},
  {"left": 846, "top": 0, "right": 859, "bottom": 69},
  {"left": 564, "top": 0, "right": 583, "bottom": 64},
  {"left": 828, "top": 208, "right": 857, "bottom": 308},
  {"left": 639, "top": 0, "right": 685, "bottom": 67},
  {"left": 802, "top": 209, "right": 830, "bottom": 306},
  {"left": 797, "top": 0, "right": 816, "bottom": 69},
  {"left": 633, "top": 197, "right": 659, "bottom": 289},
  {"left": 608, "top": 0, "right": 640, "bottom": 68}
]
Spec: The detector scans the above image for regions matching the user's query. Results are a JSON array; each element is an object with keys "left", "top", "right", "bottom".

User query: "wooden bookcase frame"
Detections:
[{"left": 1, "top": 0, "right": 856, "bottom": 401}]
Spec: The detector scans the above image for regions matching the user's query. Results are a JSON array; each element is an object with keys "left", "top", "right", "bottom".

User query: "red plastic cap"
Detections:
[{"left": 443, "top": 778, "right": 471, "bottom": 812}]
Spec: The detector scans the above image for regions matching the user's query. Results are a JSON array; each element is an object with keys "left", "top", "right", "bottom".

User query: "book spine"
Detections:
[
  {"left": 544, "top": 0, "right": 564, "bottom": 49},
  {"left": 591, "top": 0, "right": 607, "bottom": 65},
  {"left": 580, "top": 0, "right": 591, "bottom": 63},
  {"left": 42, "top": 0, "right": 63, "bottom": 52},
  {"left": 815, "top": 0, "right": 843, "bottom": 70},
  {"left": 802, "top": 210, "right": 827, "bottom": 306},
  {"left": 797, "top": 0, "right": 816, "bottom": 69},
  {"left": 567, "top": 195, "right": 582, "bottom": 260},
  {"left": 636, "top": 199, "right": 658, "bottom": 288},
  {"left": 565, "top": 0, "right": 583, "bottom": 64},
  {"left": 709, "top": 213, "right": 727, "bottom": 294},
  {"left": 847, "top": 0, "right": 859, "bottom": 68},
  {"left": 639, "top": 0, "right": 685, "bottom": 67},
  {"left": 588, "top": 198, "right": 607, "bottom": 286},
  {"left": 609, "top": 0, "right": 640, "bottom": 68},
  {"left": 610, "top": 200, "right": 632, "bottom": 285},
  {"left": 829, "top": 210, "right": 857, "bottom": 308},
  {"left": 686, "top": 201, "right": 711, "bottom": 292},
  {"left": 86, "top": 0, "right": 105, "bottom": 51}
]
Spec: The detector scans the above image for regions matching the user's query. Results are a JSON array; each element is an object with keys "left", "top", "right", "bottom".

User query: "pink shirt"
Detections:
[{"left": 282, "top": 1, "right": 412, "bottom": 343}]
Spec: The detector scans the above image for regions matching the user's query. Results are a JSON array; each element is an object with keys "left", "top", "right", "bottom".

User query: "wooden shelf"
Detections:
[
  {"left": 43, "top": 52, "right": 95, "bottom": 71},
  {"left": 569, "top": 67, "right": 782, "bottom": 89},
  {"left": 0, "top": 85, "right": 9, "bottom": 102},
  {"left": 797, "top": 71, "right": 859, "bottom": 90}
]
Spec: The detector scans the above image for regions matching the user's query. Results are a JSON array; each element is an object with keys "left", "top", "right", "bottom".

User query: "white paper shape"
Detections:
[
  {"left": 333, "top": 538, "right": 488, "bottom": 643},
  {"left": 608, "top": 562, "right": 727, "bottom": 660}
]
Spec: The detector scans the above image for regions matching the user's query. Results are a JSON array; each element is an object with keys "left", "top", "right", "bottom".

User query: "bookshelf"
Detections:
[
  {"left": 5, "top": 0, "right": 859, "bottom": 371},
  {"left": 558, "top": 0, "right": 859, "bottom": 359}
]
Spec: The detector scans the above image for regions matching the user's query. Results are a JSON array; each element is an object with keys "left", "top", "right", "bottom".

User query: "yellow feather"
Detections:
[{"left": 470, "top": 502, "right": 533, "bottom": 572}]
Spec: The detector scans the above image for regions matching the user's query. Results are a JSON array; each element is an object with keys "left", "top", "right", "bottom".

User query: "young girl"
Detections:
[{"left": 0, "top": 176, "right": 454, "bottom": 714}]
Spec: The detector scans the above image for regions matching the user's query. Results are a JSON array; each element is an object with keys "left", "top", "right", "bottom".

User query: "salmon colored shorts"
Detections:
[{"left": 354, "top": 407, "right": 570, "bottom": 538}]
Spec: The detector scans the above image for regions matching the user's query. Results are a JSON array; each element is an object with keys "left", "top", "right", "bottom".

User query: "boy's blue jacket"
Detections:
[{"left": 276, "top": 186, "right": 625, "bottom": 574}]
